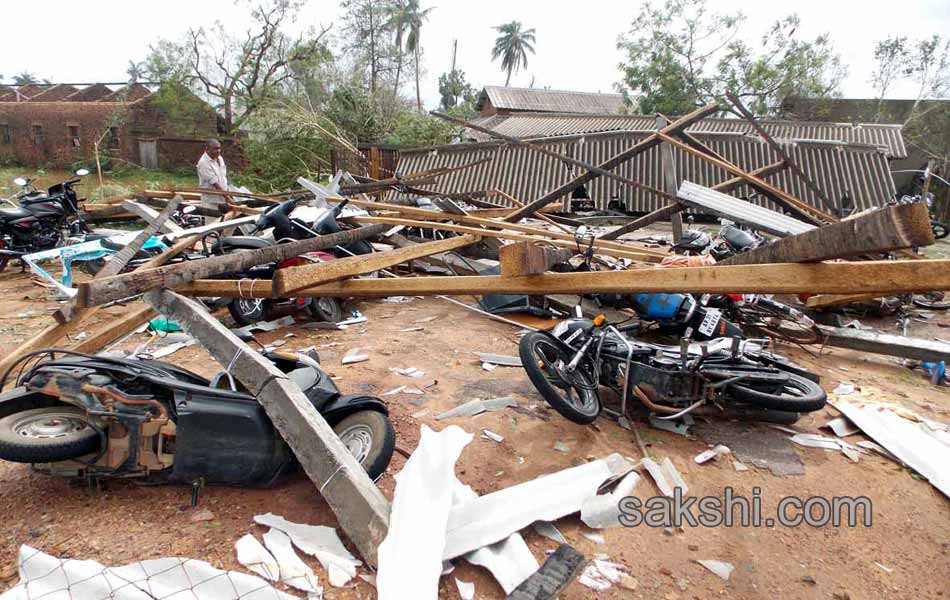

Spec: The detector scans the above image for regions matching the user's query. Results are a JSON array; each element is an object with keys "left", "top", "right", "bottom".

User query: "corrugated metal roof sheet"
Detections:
[
  {"left": 390, "top": 131, "right": 896, "bottom": 215},
  {"left": 463, "top": 112, "right": 907, "bottom": 159},
  {"left": 677, "top": 181, "right": 816, "bottom": 237},
  {"left": 477, "top": 86, "right": 625, "bottom": 114}
]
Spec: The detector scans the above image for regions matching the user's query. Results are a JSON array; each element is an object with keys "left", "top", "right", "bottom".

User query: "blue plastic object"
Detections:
[{"left": 632, "top": 293, "right": 687, "bottom": 320}]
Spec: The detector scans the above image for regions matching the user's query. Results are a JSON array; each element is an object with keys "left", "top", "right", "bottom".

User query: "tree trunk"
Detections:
[
  {"left": 224, "top": 96, "right": 234, "bottom": 134},
  {"left": 394, "top": 52, "right": 403, "bottom": 96},
  {"left": 415, "top": 46, "right": 422, "bottom": 112},
  {"left": 505, "top": 67, "right": 512, "bottom": 87}
]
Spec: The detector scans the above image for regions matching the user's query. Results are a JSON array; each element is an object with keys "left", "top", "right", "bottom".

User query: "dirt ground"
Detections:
[{"left": 0, "top": 261, "right": 949, "bottom": 599}]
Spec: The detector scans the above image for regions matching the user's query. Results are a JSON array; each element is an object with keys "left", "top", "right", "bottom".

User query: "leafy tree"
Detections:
[
  {"left": 869, "top": 36, "right": 910, "bottom": 122},
  {"left": 491, "top": 21, "right": 536, "bottom": 86},
  {"left": 13, "top": 71, "right": 38, "bottom": 86},
  {"left": 341, "top": 0, "right": 395, "bottom": 94},
  {"left": 617, "top": 0, "right": 845, "bottom": 116},
  {"left": 126, "top": 60, "right": 147, "bottom": 84},
  {"left": 438, "top": 69, "right": 477, "bottom": 115}
]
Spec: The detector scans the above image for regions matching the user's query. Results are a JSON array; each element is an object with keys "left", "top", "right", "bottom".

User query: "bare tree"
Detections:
[
  {"left": 185, "top": 0, "right": 331, "bottom": 133},
  {"left": 869, "top": 36, "right": 909, "bottom": 122},
  {"left": 340, "top": 0, "right": 394, "bottom": 95}
]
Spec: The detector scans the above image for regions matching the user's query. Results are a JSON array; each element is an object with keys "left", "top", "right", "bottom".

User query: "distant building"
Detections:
[
  {"left": 475, "top": 86, "right": 625, "bottom": 117},
  {"left": 0, "top": 82, "right": 244, "bottom": 171}
]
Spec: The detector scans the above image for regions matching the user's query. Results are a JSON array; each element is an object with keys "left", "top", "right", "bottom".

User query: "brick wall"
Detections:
[{"left": 157, "top": 137, "right": 246, "bottom": 171}]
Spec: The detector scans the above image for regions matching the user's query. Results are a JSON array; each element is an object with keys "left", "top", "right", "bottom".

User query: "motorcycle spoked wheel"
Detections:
[
  {"left": 0, "top": 406, "right": 100, "bottom": 463},
  {"left": 733, "top": 305, "right": 821, "bottom": 345},
  {"left": 519, "top": 332, "right": 601, "bottom": 424},
  {"left": 725, "top": 372, "right": 827, "bottom": 413},
  {"left": 228, "top": 297, "right": 268, "bottom": 326}
]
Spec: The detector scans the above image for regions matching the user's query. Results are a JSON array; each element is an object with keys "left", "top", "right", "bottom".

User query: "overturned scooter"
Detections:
[{"left": 0, "top": 332, "right": 394, "bottom": 484}]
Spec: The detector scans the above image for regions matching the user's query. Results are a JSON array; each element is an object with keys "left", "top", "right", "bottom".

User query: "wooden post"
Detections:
[
  {"left": 502, "top": 103, "right": 721, "bottom": 222},
  {"left": 176, "top": 259, "right": 950, "bottom": 298},
  {"left": 78, "top": 223, "right": 391, "bottom": 308},
  {"left": 720, "top": 203, "right": 934, "bottom": 265},
  {"left": 657, "top": 115, "right": 684, "bottom": 243},
  {"left": 143, "top": 289, "right": 390, "bottom": 564},
  {"left": 273, "top": 234, "right": 480, "bottom": 296},
  {"left": 121, "top": 200, "right": 185, "bottom": 234},
  {"left": 499, "top": 241, "right": 572, "bottom": 277}
]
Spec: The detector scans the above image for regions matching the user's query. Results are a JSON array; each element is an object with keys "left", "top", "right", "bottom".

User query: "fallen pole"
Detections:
[
  {"left": 177, "top": 259, "right": 950, "bottom": 298},
  {"left": 144, "top": 289, "right": 390, "bottom": 565},
  {"left": 78, "top": 223, "right": 391, "bottom": 308},
  {"left": 820, "top": 326, "right": 950, "bottom": 362},
  {"left": 274, "top": 234, "right": 480, "bottom": 295},
  {"left": 720, "top": 203, "right": 934, "bottom": 265}
]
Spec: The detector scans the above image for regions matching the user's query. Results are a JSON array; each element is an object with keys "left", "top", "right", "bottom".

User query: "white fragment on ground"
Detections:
[
  {"left": 695, "top": 444, "right": 732, "bottom": 464},
  {"left": 833, "top": 382, "right": 856, "bottom": 395},
  {"left": 477, "top": 353, "right": 522, "bottom": 367},
  {"left": 733, "top": 460, "right": 750, "bottom": 472},
  {"left": 649, "top": 414, "right": 693, "bottom": 436},
  {"left": 454, "top": 578, "right": 475, "bottom": 600},
  {"left": 358, "top": 573, "right": 377, "bottom": 587},
  {"left": 376, "top": 426, "right": 473, "bottom": 600},
  {"left": 337, "top": 314, "right": 368, "bottom": 327},
  {"left": 391, "top": 367, "right": 425, "bottom": 378},
  {"left": 411, "top": 409, "right": 429, "bottom": 419},
  {"left": 403, "top": 386, "right": 425, "bottom": 395},
  {"left": 581, "top": 471, "right": 641, "bottom": 529},
  {"left": 790, "top": 433, "right": 860, "bottom": 462},
  {"left": 660, "top": 457, "right": 689, "bottom": 495},
  {"left": 382, "top": 386, "right": 407, "bottom": 396},
  {"left": 262, "top": 529, "right": 322, "bottom": 593},
  {"left": 824, "top": 416, "right": 860, "bottom": 438},
  {"left": 481, "top": 429, "right": 505, "bottom": 443},
  {"left": 415, "top": 315, "right": 438, "bottom": 323},
  {"left": 382, "top": 296, "right": 414, "bottom": 303},
  {"left": 235, "top": 534, "right": 280, "bottom": 581},
  {"left": 532, "top": 521, "right": 567, "bottom": 544},
  {"left": 398, "top": 326, "right": 424, "bottom": 332},
  {"left": 578, "top": 559, "right": 629, "bottom": 592},
  {"left": 342, "top": 349, "right": 369, "bottom": 364},
  {"left": 3, "top": 545, "right": 298, "bottom": 600},
  {"left": 253, "top": 514, "right": 361, "bottom": 588},
  {"left": 580, "top": 529, "right": 606, "bottom": 544},
  {"left": 873, "top": 561, "right": 893, "bottom": 573},
  {"left": 553, "top": 440, "right": 570, "bottom": 453},
  {"left": 435, "top": 397, "right": 517, "bottom": 420},
  {"left": 695, "top": 559, "right": 735, "bottom": 581},
  {"left": 481, "top": 362, "right": 497, "bottom": 372}
]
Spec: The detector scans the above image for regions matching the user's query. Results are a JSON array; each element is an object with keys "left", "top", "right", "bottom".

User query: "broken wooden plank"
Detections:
[
  {"left": 819, "top": 326, "right": 950, "bottom": 362},
  {"left": 121, "top": 200, "right": 185, "bottom": 234},
  {"left": 73, "top": 304, "right": 158, "bottom": 354},
  {"left": 351, "top": 216, "right": 663, "bottom": 262},
  {"left": 499, "top": 242, "right": 572, "bottom": 277},
  {"left": 658, "top": 115, "right": 685, "bottom": 242},
  {"left": 178, "top": 259, "right": 950, "bottom": 298},
  {"left": 274, "top": 234, "right": 480, "bottom": 296},
  {"left": 503, "top": 103, "right": 721, "bottom": 222},
  {"left": 659, "top": 133, "right": 834, "bottom": 225},
  {"left": 720, "top": 203, "right": 934, "bottom": 265},
  {"left": 804, "top": 293, "right": 884, "bottom": 309},
  {"left": 599, "top": 203, "right": 685, "bottom": 241},
  {"left": 78, "top": 223, "right": 391, "bottom": 308},
  {"left": 143, "top": 288, "right": 390, "bottom": 565}
]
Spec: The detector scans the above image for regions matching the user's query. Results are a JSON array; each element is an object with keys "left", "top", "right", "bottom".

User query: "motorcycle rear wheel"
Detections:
[
  {"left": 519, "top": 332, "right": 601, "bottom": 424},
  {"left": 332, "top": 411, "right": 395, "bottom": 480},
  {"left": 228, "top": 298, "right": 268, "bottom": 326},
  {"left": 728, "top": 373, "right": 827, "bottom": 413},
  {"left": 309, "top": 297, "right": 344, "bottom": 323},
  {"left": 0, "top": 406, "right": 100, "bottom": 463}
]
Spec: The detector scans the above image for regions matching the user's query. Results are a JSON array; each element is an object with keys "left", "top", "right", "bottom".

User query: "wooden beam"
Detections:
[
  {"left": 713, "top": 160, "right": 786, "bottom": 194},
  {"left": 657, "top": 133, "right": 835, "bottom": 225},
  {"left": 274, "top": 234, "right": 480, "bottom": 296},
  {"left": 177, "top": 259, "right": 950, "bottom": 298},
  {"left": 78, "top": 224, "right": 391, "bottom": 308},
  {"left": 805, "top": 293, "right": 883, "bottom": 309},
  {"left": 720, "top": 203, "right": 934, "bottom": 265},
  {"left": 73, "top": 304, "right": 157, "bottom": 354},
  {"left": 819, "top": 326, "right": 950, "bottom": 362},
  {"left": 350, "top": 216, "right": 664, "bottom": 262},
  {"left": 143, "top": 289, "right": 390, "bottom": 565},
  {"left": 502, "top": 103, "right": 721, "bottom": 222},
  {"left": 657, "top": 115, "right": 684, "bottom": 242},
  {"left": 336, "top": 198, "right": 666, "bottom": 257},
  {"left": 499, "top": 241, "right": 573, "bottom": 277},
  {"left": 727, "top": 91, "right": 836, "bottom": 212},
  {"left": 121, "top": 200, "right": 185, "bottom": 234}
]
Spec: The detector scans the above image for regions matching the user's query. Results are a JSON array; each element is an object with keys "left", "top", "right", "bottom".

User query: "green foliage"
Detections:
[
  {"left": 617, "top": 0, "right": 845, "bottom": 116},
  {"left": 438, "top": 69, "right": 478, "bottom": 115},
  {"left": 492, "top": 21, "right": 536, "bottom": 86},
  {"left": 383, "top": 110, "right": 456, "bottom": 146}
]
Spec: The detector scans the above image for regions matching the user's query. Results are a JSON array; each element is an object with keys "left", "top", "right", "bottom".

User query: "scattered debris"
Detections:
[
  {"left": 342, "top": 348, "right": 369, "bottom": 364},
  {"left": 733, "top": 460, "right": 749, "bottom": 472},
  {"left": 477, "top": 353, "right": 522, "bottom": 367},
  {"left": 580, "top": 471, "right": 641, "bottom": 529},
  {"left": 833, "top": 382, "right": 856, "bottom": 396},
  {"left": 579, "top": 559, "right": 630, "bottom": 592},
  {"left": 398, "top": 326, "right": 425, "bottom": 332},
  {"left": 435, "top": 396, "right": 517, "bottom": 420},
  {"left": 391, "top": 367, "right": 426, "bottom": 377},
  {"left": 382, "top": 386, "right": 407, "bottom": 396},
  {"left": 580, "top": 530, "right": 606, "bottom": 545},
  {"left": 481, "top": 361, "right": 497, "bottom": 372},
  {"left": 481, "top": 429, "right": 505, "bottom": 443},
  {"left": 254, "top": 513, "right": 361, "bottom": 588},
  {"left": 695, "top": 444, "right": 732, "bottom": 464},
  {"left": 235, "top": 534, "right": 280, "bottom": 582},
  {"left": 695, "top": 559, "right": 735, "bottom": 581},
  {"left": 824, "top": 417, "right": 860, "bottom": 438},
  {"left": 506, "top": 544, "right": 586, "bottom": 600},
  {"left": 262, "top": 528, "right": 322, "bottom": 593},
  {"left": 189, "top": 508, "right": 215, "bottom": 523},
  {"left": 790, "top": 433, "right": 860, "bottom": 462},
  {"left": 454, "top": 578, "right": 475, "bottom": 600},
  {"left": 649, "top": 413, "right": 693, "bottom": 436},
  {"left": 532, "top": 521, "right": 567, "bottom": 544},
  {"left": 642, "top": 457, "right": 688, "bottom": 497},
  {"left": 553, "top": 440, "right": 570, "bottom": 453}
]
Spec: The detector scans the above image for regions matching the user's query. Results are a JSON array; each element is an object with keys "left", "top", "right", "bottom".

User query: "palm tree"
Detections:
[
  {"left": 126, "top": 60, "right": 146, "bottom": 84},
  {"left": 13, "top": 71, "right": 38, "bottom": 86},
  {"left": 386, "top": 0, "right": 433, "bottom": 111},
  {"left": 491, "top": 21, "right": 535, "bottom": 86}
]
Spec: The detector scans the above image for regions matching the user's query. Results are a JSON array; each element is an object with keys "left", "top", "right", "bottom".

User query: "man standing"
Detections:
[{"left": 197, "top": 139, "right": 229, "bottom": 213}]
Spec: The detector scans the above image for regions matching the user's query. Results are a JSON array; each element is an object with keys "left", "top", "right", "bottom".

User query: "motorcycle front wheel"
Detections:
[
  {"left": 519, "top": 332, "right": 601, "bottom": 424},
  {"left": 228, "top": 298, "right": 268, "bottom": 326}
]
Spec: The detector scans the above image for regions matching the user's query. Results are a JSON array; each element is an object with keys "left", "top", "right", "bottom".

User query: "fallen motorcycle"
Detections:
[
  {"left": 519, "top": 307, "right": 826, "bottom": 425},
  {"left": 212, "top": 196, "right": 374, "bottom": 325},
  {"left": 0, "top": 339, "right": 395, "bottom": 483}
]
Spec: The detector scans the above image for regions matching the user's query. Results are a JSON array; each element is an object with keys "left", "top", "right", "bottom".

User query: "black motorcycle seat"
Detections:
[
  {"left": 212, "top": 236, "right": 272, "bottom": 254},
  {"left": 0, "top": 207, "right": 31, "bottom": 220}
]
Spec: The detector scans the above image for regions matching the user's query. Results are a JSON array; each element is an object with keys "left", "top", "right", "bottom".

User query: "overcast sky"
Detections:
[{"left": 2, "top": 0, "right": 948, "bottom": 110}]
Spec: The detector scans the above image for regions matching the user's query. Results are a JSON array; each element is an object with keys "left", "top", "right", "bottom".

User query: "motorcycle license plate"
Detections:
[{"left": 698, "top": 309, "right": 722, "bottom": 336}]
